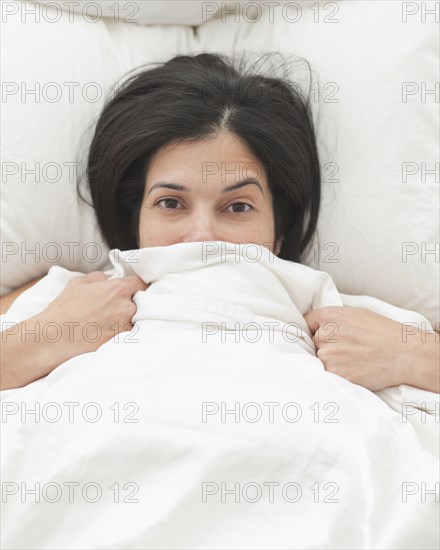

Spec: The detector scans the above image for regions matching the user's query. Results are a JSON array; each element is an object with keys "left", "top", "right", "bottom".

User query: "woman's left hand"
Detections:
[{"left": 303, "top": 306, "right": 408, "bottom": 391}]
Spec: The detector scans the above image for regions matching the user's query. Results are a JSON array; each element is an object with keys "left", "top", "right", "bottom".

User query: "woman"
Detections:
[{"left": 1, "top": 53, "right": 438, "bottom": 392}]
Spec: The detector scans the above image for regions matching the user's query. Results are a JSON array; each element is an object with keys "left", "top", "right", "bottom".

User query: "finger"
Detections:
[
  {"left": 82, "top": 271, "right": 112, "bottom": 283},
  {"left": 67, "top": 272, "right": 110, "bottom": 287},
  {"left": 304, "top": 306, "right": 345, "bottom": 334},
  {"left": 312, "top": 329, "right": 323, "bottom": 350},
  {"left": 121, "top": 275, "right": 149, "bottom": 296},
  {"left": 303, "top": 309, "right": 322, "bottom": 335}
]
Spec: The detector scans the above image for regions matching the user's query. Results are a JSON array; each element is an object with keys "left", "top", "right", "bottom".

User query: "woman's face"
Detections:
[{"left": 138, "top": 131, "right": 282, "bottom": 255}]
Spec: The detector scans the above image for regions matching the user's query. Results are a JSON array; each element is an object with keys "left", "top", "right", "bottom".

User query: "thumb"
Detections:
[{"left": 303, "top": 309, "right": 323, "bottom": 335}]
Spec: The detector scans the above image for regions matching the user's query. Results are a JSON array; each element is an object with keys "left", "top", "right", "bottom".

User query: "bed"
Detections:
[{"left": 1, "top": 1, "right": 439, "bottom": 548}]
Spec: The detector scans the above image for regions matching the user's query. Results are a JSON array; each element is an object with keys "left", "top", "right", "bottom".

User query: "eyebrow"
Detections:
[{"left": 145, "top": 177, "right": 264, "bottom": 197}]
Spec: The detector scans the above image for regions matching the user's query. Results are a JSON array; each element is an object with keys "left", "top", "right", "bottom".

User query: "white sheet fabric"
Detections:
[{"left": 1, "top": 242, "right": 439, "bottom": 549}]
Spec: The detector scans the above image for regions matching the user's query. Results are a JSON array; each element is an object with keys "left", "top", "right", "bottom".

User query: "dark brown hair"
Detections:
[{"left": 82, "top": 52, "right": 321, "bottom": 262}]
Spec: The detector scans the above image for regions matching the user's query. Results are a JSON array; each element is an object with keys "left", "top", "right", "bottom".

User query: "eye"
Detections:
[
  {"left": 226, "top": 202, "right": 255, "bottom": 214},
  {"left": 154, "top": 198, "right": 183, "bottom": 210}
]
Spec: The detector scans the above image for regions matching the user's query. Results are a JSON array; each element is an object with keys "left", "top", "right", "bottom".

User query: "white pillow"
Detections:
[
  {"left": 196, "top": 0, "right": 440, "bottom": 328},
  {"left": 29, "top": 0, "right": 230, "bottom": 25},
  {"left": 1, "top": 1, "right": 197, "bottom": 293}
]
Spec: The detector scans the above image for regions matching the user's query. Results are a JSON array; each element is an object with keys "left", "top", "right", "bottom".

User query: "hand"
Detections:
[
  {"left": 303, "top": 306, "right": 406, "bottom": 391},
  {"left": 38, "top": 271, "right": 149, "bottom": 357}
]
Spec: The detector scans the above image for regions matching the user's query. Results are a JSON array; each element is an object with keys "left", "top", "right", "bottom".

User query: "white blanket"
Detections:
[{"left": 1, "top": 242, "right": 439, "bottom": 549}]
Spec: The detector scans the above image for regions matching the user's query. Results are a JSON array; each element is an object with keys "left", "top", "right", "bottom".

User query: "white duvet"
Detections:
[{"left": 1, "top": 242, "right": 439, "bottom": 549}]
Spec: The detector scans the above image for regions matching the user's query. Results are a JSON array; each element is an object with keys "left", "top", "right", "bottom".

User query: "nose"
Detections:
[{"left": 181, "top": 212, "right": 220, "bottom": 244}]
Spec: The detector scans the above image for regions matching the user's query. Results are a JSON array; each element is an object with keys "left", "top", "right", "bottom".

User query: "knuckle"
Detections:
[
  {"left": 121, "top": 277, "right": 134, "bottom": 292},
  {"left": 121, "top": 322, "right": 133, "bottom": 333},
  {"left": 121, "top": 302, "right": 136, "bottom": 319},
  {"left": 66, "top": 276, "right": 84, "bottom": 287},
  {"left": 109, "top": 279, "right": 128, "bottom": 296},
  {"left": 322, "top": 306, "right": 341, "bottom": 320},
  {"left": 85, "top": 270, "right": 103, "bottom": 278}
]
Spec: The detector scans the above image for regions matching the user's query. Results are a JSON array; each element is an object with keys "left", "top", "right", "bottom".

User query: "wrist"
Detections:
[
  {"left": 385, "top": 323, "right": 414, "bottom": 387},
  {"left": 1, "top": 316, "right": 65, "bottom": 390},
  {"left": 35, "top": 312, "right": 89, "bottom": 361},
  {"left": 399, "top": 328, "right": 440, "bottom": 392},
  {"left": 396, "top": 326, "right": 417, "bottom": 386}
]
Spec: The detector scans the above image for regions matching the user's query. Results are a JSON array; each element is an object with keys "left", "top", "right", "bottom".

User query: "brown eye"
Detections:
[
  {"left": 226, "top": 202, "right": 254, "bottom": 214},
  {"left": 155, "top": 198, "right": 182, "bottom": 209}
]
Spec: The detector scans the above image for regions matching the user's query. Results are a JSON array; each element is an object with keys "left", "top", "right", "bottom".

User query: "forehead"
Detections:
[{"left": 146, "top": 131, "right": 267, "bottom": 188}]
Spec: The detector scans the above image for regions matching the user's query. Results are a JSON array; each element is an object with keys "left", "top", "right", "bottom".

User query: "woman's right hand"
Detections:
[
  {"left": 1, "top": 272, "right": 149, "bottom": 391},
  {"left": 38, "top": 271, "right": 149, "bottom": 356}
]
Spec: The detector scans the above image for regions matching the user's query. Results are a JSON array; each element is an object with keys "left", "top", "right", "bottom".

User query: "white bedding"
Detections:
[{"left": 1, "top": 242, "right": 439, "bottom": 549}]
